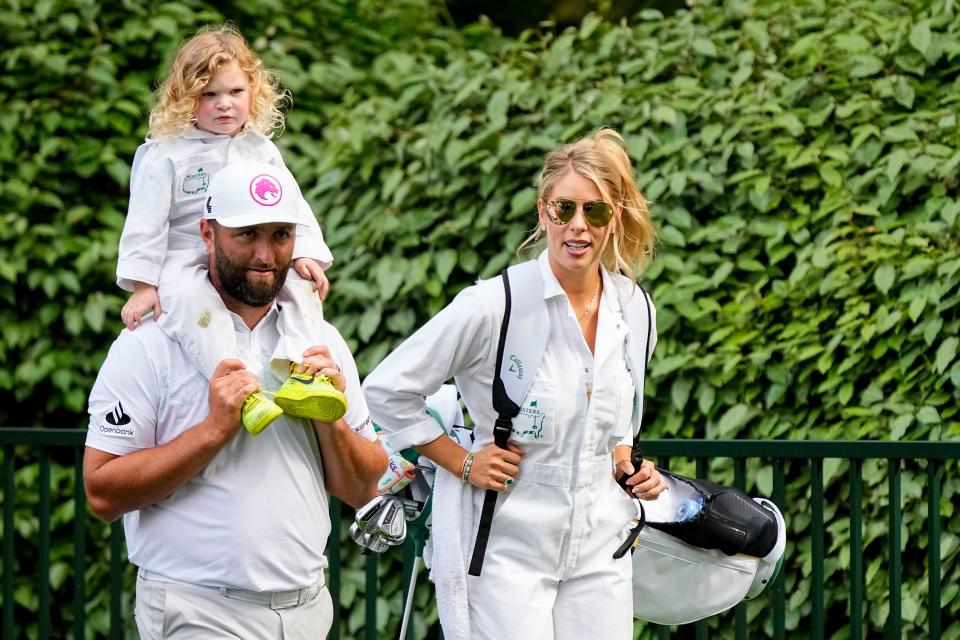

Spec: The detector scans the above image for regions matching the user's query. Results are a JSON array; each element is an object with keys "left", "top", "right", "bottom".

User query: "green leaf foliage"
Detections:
[{"left": 1, "top": 0, "right": 958, "bottom": 638}]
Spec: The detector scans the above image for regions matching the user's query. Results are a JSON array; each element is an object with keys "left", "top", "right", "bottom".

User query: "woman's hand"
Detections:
[
  {"left": 467, "top": 442, "right": 525, "bottom": 491},
  {"left": 616, "top": 457, "right": 667, "bottom": 500}
]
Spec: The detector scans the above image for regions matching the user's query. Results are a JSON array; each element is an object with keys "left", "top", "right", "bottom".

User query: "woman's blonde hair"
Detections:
[
  {"left": 519, "top": 128, "right": 656, "bottom": 280},
  {"left": 148, "top": 25, "right": 288, "bottom": 140}
]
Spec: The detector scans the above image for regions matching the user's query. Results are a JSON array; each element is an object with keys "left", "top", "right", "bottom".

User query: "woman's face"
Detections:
[{"left": 538, "top": 171, "right": 614, "bottom": 282}]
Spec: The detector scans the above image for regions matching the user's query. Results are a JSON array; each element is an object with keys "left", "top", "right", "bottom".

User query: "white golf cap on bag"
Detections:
[{"left": 629, "top": 471, "right": 787, "bottom": 626}]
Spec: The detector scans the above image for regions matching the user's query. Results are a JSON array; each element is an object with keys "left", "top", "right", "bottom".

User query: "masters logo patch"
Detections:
[
  {"left": 182, "top": 166, "right": 210, "bottom": 195},
  {"left": 512, "top": 399, "right": 546, "bottom": 439}
]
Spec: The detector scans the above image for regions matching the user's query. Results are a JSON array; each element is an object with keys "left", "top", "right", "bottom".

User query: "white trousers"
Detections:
[
  {"left": 465, "top": 461, "right": 636, "bottom": 640},
  {"left": 135, "top": 572, "right": 333, "bottom": 639},
  {"left": 157, "top": 249, "right": 326, "bottom": 381}
]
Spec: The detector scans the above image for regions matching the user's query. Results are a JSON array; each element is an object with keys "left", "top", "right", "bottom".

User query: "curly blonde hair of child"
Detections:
[
  {"left": 148, "top": 26, "right": 288, "bottom": 140},
  {"left": 519, "top": 128, "right": 657, "bottom": 280}
]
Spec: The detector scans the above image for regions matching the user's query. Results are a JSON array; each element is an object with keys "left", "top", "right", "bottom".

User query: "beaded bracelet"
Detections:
[{"left": 460, "top": 452, "right": 476, "bottom": 484}]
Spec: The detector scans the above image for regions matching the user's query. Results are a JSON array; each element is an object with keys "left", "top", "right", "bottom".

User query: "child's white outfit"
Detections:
[{"left": 117, "top": 127, "right": 333, "bottom": 379}]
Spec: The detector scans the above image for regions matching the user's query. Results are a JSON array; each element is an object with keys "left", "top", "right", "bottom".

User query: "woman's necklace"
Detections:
[{"left": 577, "top": 278, "right": 601, "bottom": 323}]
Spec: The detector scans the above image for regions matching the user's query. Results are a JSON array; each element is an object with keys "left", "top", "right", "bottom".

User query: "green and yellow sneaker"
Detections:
[
  {"left": 241, "top": 392, "right": 283, "bottom": 435},
  {"left": 274, "top": 368, "right": 348, "bottom": 423}
]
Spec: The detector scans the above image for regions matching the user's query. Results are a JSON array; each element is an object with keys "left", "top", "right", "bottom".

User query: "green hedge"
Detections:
[{"left": 1, "top": 0, "right": 958, "bottom": 637}]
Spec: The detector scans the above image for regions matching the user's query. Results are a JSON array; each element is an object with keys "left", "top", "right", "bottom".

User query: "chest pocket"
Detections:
[
  {"left": 172, "top": 154, "right": 225, "bottom": 221},
  {"left": 592, "top": 373, "right": 635, "bottom": 445},
  {"left": 510, "top": 379, "right": 557, "bottom": 445}
]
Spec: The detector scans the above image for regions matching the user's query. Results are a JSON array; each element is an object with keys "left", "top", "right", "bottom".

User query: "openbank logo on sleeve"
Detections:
[{"left": 99, "top": 402, "right": 134, "bottom": 437}]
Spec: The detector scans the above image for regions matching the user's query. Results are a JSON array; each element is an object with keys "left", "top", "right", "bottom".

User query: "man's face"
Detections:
[{"left": 203, "top": 221, "right": 295, "bottom": 307}]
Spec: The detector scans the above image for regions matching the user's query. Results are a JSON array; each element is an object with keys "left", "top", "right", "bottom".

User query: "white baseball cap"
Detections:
[{"left": 204, "top": 161, "right": 303, "bottom": 228}]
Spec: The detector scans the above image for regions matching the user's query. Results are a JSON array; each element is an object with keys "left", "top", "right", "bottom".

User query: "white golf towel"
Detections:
[{"left": 426, "top": 465, "right": 475, "bottom": 640}]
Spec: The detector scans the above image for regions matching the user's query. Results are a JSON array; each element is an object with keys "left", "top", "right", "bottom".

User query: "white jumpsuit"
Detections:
[
  {"left": 363, "top": 251, "right": 658, "bottom": 640},
  {"left": 117, "top": 127, "right": 334, "bottom": 379}
]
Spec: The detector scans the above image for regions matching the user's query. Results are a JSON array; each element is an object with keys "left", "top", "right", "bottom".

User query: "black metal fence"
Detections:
[{"left": 2, "top": 429, "right": 957, "bottom": 639}]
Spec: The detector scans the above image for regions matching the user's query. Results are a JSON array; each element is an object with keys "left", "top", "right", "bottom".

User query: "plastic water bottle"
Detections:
[{"left": 676, "top": 497, "right": 704, "bottom": 522}]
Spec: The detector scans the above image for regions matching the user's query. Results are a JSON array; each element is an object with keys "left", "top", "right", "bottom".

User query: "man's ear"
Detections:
[{"left": 200, "top": 219, "right": 216, "bottom": 252}]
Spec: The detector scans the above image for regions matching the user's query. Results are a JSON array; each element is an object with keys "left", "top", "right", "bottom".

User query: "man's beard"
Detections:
[{"left": 214, "top": 243, "right": 288, "bottom": 306}]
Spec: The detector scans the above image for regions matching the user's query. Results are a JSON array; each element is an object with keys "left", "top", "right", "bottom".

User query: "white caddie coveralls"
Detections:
[{"left": 363, "top": 251, "right": 658, "bottom": 640}]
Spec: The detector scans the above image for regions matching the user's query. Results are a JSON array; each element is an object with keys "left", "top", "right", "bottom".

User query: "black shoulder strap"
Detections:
[
  {"left": 491, "top": 268, "right": 521, "bottom": 421},
  {"left": 468, "top": 269, "right": 519, "bottom": 576},
  {"left": 641, "top": 285, "right": 652, "bottom": 363},
  {"left": 613, "top": 284, "right": 654, "bottom": 559}
]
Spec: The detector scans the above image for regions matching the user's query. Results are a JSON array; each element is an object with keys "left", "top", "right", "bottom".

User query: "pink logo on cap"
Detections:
[{"left": 249, "top": 174, "right": 283, "bottom": 207}]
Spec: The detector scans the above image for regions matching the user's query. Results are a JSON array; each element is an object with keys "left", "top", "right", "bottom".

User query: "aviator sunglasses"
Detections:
[{"left": 543, "top": 198, "right": 614, "bottom": 227}]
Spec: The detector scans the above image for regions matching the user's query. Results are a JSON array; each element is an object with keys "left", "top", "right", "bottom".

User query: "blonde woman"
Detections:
[
  {"left": 116, "top": 26, "right": 345, "bottom": 435},
  {"left": 364, "top": 129, "right": 667, "bottom": 639}
]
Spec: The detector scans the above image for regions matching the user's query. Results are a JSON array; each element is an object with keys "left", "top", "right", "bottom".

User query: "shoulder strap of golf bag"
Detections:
[
  {"left": 468, "top": 261, "right": 547, "bottom": 576},
  {"left": 612, "top": 286, "right": 654, "bottom": 559}
]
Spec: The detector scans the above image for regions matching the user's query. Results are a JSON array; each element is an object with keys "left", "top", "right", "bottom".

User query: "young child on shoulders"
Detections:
[{"left": 117, "top": 25, "right": 345, "bottom": 435}]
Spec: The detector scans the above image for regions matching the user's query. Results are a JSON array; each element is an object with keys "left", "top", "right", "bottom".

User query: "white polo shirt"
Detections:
[
  {"left": 86, "top": 305, "right": 375, "bottom": 592},
  {"left": 117, "top": 128, "right": 332, "bottom": 291}
]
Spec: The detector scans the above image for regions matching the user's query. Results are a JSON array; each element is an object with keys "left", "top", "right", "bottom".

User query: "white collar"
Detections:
[
  {"left": 536, "top": 250, "right": 566, "bottom": 300},
  {"left": 228, "top": 300, "right": 280, "bottom": 334},
  {"left": 177, "top": 126, "right": 264, "bottom": 142},
  {"left": 536, "top": 249, "right": 614, "bottom": 307}
]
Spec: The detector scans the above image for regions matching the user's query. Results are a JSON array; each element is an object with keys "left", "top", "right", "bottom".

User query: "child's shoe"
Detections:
[
  {"left": 241, "top": 392, "right": 283, "bottom": 435},
  {"left": 274, "top": 367, "right": 348, "bottom": 423}
]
